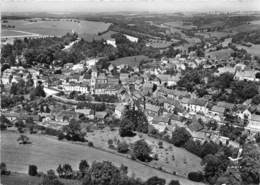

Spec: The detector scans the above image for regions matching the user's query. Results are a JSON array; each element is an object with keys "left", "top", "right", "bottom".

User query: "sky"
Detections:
[{"left": 2, "top": 0, "right": 260, "bottom": 13}]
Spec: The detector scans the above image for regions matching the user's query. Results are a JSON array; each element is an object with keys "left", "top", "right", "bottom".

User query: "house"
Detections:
[
  {"left": 162, "top": 98, "right": 180, "bottom": 113},
  {"left": 75, "top": 108, "right": 92, "bottom": 117},
  {"left": 107, "top": 77, "right": 119, "bottom": 85},
  {"left": 157, "top": 74, "right": 180, "bottom": 86},
  {"left": 145, "top": 103, "right": 162, "bottom": 118},
  {"left": 246, "top": 114, "right": 260, "bottom": 132},
  {"left": 108, "top": 64, "right": 115, "bottom": 72},
  {"left": 106, "top": 39, "right": 117, "bottom": 47},
  {"left": 215, "top": 67, "right": 236, "bottom": 76},
  {"left": 210, "top": 105, "right": 225, "bottom": 117},
  {"left": 188, "top": 118, "right": 204, "bottom": 132},
  {"left": 188, "top": 98, "right": 208, "bottom": 114},
  {"left": 94, "top": 84, "right": 108, "bottom": 95},
  {"left": 217, "top": 101, "right": 234, "bottom": 110},
  {"left": 114, "top": 104, "right": 125, "bottom": 119},
  {"left": 55, "top": 110, "right": 79, "bottom": 122},
  {"left": 151, "top": 116, "right": 171, "bottom": 132},
  {"left": 234, "top": 70, "right": 259, "bottom": 82},
  {"left": 119, "top": 73, "right": 129, "bottom": 84},
  {"left": 236, "top": 107, "right": 251, "bottom": 121},
  {"left": 3, "top": 112, "right": 41, "bottom": 122},
  {"left": 96, "top": 73, "right": 107, "bottom": 84},
  {"left": 63, "top": 82, "right": 90, "bottom": 94},
  {"left": 95, "top": 111, "right": 108, "bottom": 120}
]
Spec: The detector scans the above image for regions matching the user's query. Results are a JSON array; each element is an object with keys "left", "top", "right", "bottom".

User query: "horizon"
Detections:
[{"left": 2, "top": 0, "right": 260, "bottom": 13}]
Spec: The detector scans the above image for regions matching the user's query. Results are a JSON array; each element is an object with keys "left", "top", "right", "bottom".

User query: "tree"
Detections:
[
  {"left": 39, "top": 169, "right": 64, "bottom": 185},
  {"left": 62, "top": 119, "right": 85, "bottom": 142},
  {"left": 0, "top": 162, "right": 7, "bottom": 175},
  {"left": 79, "top": 160, "right": 89, "bottom": 176},
  {"left": 123, "top": 110, "right": 148, "bottom": 133},
  {"left": 168, "top": 180, "right": 180, "bottom": 185},
  {"left": 87, "top": 161, "right": 121, "bottom": 185},
  {"left": 17, "top": 135, "right": 31, "bottom": 144},
  {"left": 187, "top": 172, "right": 204, "bottom": 182},
  {"left": 63, "top": 164, "right": 73, "bottom": 178},
  {"left": 28, "top": 165, "right": 38, "bottom": 176},
  {"left": 119, "top": 119, "right": 135, "bottom": 137},
  {"left": 117, "top": 141, "right": 129, "bottom": 153},
  {"left": 145, "top": 176, "right": 166, "bottom": 185},
  {"left": 255, "top": 72, "right": 260, "bottom": 79},
  {"left": 252, "top": 94, "right": 260, "bottom": 105},
  {"left": 202, "top": 154, "right": 228, "bottom": 183},
  {"left": 184, "top": 139, "right": 202, "bottom": 157},
  {"left": 200, "top": 141, "right": 219, "bottom": 158},
  {"left": 0, "top": 115, "right": 11, "bottom": 130},
  {"left": 239, "top": 144, "right": 260, "bottom": 184},
  {"left": 171, "top": 127, "right": 191, "bottom": 147},
  {"left": 133, "top": 139, "right": 152, "bottom": 162}
]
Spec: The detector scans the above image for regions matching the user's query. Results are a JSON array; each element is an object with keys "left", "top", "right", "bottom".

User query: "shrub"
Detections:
[
  {"left": 188, "top": 171, "right": 204, "bottom": 182},
  {"left": 28, "top": 165, "right": 38, "bottom": 176},
  {"left": 0, "top": 162, "right": 7, "bottom": 175},
  {"left": 158, "top": 141, "right": 163, "bottom": 149},
  {"left": 108, "top": 139, "right": 113, "bottom": 146},
  {"left": 117, "top": 141, "right": 129, "bottom": 153},
  {"left": 88, "top": 141, "right": 94, "bottom": 147},
  {"left": 168, "top": 180, "right": 180, "bottom": 185}
]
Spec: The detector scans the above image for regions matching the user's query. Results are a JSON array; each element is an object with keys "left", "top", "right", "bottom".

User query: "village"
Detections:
[{"left": 1, "top": 10, "right": 260, "bottom": 185}]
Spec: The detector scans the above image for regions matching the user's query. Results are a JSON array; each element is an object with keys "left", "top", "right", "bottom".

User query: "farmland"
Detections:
[
  {"left": 1, "top": 19, "right": 111, "bottom": 40},
  {"left": 1, "top": 131, "right": 204, "bottom": 185}
]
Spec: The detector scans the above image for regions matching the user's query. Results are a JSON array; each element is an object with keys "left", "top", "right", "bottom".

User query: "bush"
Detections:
[
  {"left": 108, "top": 139, "right": 113, "bottom": 146},
  {"left": 28, "top": 165, "right": 38, "bottom": 176},
  {"left": 188, "top": 171, "right": 204, "bottom": 182},
  {"left": 168, "top": 180, "right": 180, "bottom": 185},
  {"left": 158, "top": 141, "right": 163, "bottom": 149},
  {"left": 88, "top": 141, "right": 94, "bottom": 147},
  {"left": 117, "top": 141, "right": 129, "bottom": 153}
]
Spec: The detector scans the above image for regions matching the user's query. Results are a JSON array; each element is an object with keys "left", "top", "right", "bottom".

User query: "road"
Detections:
[{"left": 1, "top": 131, "right": 204, "bottom": 185}]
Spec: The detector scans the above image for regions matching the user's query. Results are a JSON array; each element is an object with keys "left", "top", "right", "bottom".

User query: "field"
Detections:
[
  {"left": 1, "top": 29, "right": 37, "bottom": 37},
  {"left": 86, "top": 128, "right": 203, "bottom": 177},
  {"left": 1, "top": 19, "right": 111, "bottom": 40},
  {"left": 1, "top": 131, "right": 204, "bottom": 185},
  {"left": 236, "top": 44, "right": 260, "bottom": 57},
  {"left": 110, "top": 55, "right": 151, "bottom": 67},
  {"left": 1, "top": 173, "right": 81, "bottom": 185},
  {"left": 205, "top": 48, "right": 234, "bottom": 61}
]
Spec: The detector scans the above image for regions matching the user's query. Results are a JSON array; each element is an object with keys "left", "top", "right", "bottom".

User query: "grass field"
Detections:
[
  {"left": 86, "top": 128, "right": 203, "bottom": 177},
  {"left": 1, "top": 131, "right": 204, "bottom": 185},
  {"left": 1, "top": 29, "right": 36, "bottom": 37},
  {"left": 110, "top": 55, "right": 151, "bottom": 67},
  {"left": 205, "top": 48, "right": 234, "bottom": 61},
  {"left": 1, "top": 173, "right": 81, "bottom": 185},
  {"left": 236, "top": 44, "right": 260, "bottom": 57},
  {"left": 1, "top": 19, "right": 110, "bottom": 40}
]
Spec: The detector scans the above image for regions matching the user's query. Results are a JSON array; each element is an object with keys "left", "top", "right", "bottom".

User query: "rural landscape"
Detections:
[{"left": 1, "top": 0, "right": 260, "bottom": 185}]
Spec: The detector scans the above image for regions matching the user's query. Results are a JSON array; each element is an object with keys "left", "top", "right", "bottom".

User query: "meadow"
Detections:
[
  {"left": 236, "top": 44, "right": 260, "bottom": 57},
  {"left": 1, "top": 131, "right": 204, "bottom": 185},
  {"left": 110, "top": 55, "right": 151, "bottom": 67},
  {"left": 1, "top": 19, "right": 111, "bottom": 40},
  {"left": 86, "top": 127, "right": 203, "bottom": 177}
]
